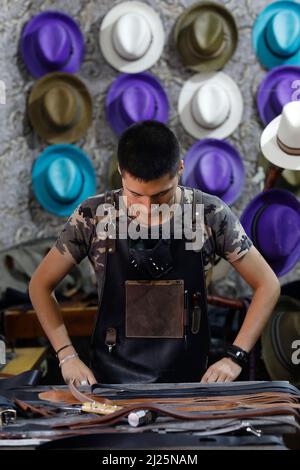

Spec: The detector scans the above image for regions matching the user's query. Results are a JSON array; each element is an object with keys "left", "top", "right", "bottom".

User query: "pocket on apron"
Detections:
[{"left": 125, "top": 279, "right": 185, "bottom": 338}]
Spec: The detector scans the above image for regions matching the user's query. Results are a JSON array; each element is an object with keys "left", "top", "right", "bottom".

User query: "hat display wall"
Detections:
[
  {"left": 257, "top": 65, "right": 300, "bottom": 125},
  {"left": 178, "top": 72, "right": 243, "bottom": 140},
  {"left": 21, "top": 11, "right": 84, "bottom": 78},
  {"left": 106, "top": 72, "right": 169, "bottom": 136},
  {"left": 253, "top": 1, "right": 300, "bottom": 70},
  {"left": 240, "top": 188, "right": 300, "bottom": 277},
  {"left": 174, "top": 1, "right": 238, "bottom": 72},
  {"left": 260, "top": 100, "right": 300, "bottom": 170},
  {"left": 28, "top": 72, "right": 92, "bottom": 144},
  {"left": 32, "top": 144, "right": 96, "bottom": 217},
  {"left": 262, "top": 296, "right": 300, "bottom": 387},
  {"left": 181, "top": 138, "right": 244, "bottom": 205},
  {"left": 99, "top": 1, "right": 164, "bottom": 73}
]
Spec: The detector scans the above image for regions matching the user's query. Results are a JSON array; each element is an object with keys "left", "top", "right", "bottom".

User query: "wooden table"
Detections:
[
  {"left": 3, "top": 303, "right": 97, "bottom": 342},
  {"left": 0, "top": 347, "right": 47, "bottom": 377}
]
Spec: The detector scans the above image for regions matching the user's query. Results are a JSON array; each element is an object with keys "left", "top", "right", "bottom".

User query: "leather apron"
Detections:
[{"left": 90, "top": 187, "right": 210, "bottom": 383}]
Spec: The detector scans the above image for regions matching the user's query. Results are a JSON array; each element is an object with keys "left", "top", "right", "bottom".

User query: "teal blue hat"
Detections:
[
  {"left": 253, "top": 1, "right": 300, "bottom": 69},
  {"left": 32, "top": 144, "right": 96, "bottom": 217}
]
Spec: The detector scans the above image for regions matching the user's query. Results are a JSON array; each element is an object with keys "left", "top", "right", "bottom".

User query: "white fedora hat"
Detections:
[
  {"left": 261, "top": 101, "right": 300, "bottom": 170},
  {"left": 99, "top": 1, "right": 164, "bottom": 73},
  {"left": 178, "top": 72, "right": 243, "bottom": 139}
]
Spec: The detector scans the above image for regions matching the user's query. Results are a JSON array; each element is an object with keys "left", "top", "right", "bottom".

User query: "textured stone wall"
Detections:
[{"left": 0, "top": 0, "right": 298, "bottom": 297}]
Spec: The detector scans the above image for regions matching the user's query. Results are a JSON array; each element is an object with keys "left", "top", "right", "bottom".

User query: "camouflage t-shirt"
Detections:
[{"left": 54, "top": 186, "right": 253, "bottom": 277}]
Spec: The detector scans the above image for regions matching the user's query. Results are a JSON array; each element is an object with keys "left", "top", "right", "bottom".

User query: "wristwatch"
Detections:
[{"left": 226, "top": 344, "right": 249, "bottom": 368}]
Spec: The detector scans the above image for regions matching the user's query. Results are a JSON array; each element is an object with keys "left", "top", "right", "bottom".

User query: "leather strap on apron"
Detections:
[{"left": 90, "top": 186, "right": 210, "bottom": 383}]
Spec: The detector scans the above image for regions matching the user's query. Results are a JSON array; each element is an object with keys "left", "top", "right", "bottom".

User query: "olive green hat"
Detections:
[
  {"left": 28, "top": 72, "right": 92, "bottom": 144},
  {"left": 174, "top": 1, "right": 238, "bottom": 72}
]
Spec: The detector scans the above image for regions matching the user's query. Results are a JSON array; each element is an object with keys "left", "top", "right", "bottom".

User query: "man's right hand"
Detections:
[{"left": 60, "top": 356, "right": 97, "bottom": 386}]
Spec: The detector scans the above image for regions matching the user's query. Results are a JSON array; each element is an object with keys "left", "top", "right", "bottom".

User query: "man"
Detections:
[{"left": 29, "top": 121, "right": 280, "bottom": 386}]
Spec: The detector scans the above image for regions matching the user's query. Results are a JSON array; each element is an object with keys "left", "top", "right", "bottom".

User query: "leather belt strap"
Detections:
[
  {"left": 52, "top": 403, "right": 300, "bottom": 430},
  {"left": 90, "top": 381, "right": 300, "bottom": 398}
]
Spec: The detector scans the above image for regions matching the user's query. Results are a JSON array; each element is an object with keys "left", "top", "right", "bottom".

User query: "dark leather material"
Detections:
[
  {"left": 90, "top": 188, "right": 210, "bottom": 384},
  {"left": 91, "top": 381, "right": 300, "bottom": 398},
  {"left": 38, "top": 432, "right": 287, "bottom": 449},
  {"left": 0, "top": 370, "right": 41, "bottom": 390}
]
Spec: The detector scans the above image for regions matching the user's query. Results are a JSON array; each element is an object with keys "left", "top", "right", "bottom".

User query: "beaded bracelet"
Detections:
[{"left": 59, "top": 353, "right": 79, "bottom": 368}]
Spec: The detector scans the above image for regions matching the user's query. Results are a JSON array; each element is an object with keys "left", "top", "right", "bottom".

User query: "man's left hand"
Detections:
[{"left": 200, "top": 357, "right": 242, "bottom": 383}]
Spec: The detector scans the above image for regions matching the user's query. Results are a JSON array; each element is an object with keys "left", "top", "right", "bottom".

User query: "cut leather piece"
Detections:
[
  {"left": 125, "top": 280, "right": 184, "bottom": 338},
  {"left": 91, "top": 380, "right": 300, "bottom": 398},
  {"left": 14, "top": 399, "right": 55, "bottom": 417},
  {"left": 38, "top": 389, "right": 113, "bottom": 405}
]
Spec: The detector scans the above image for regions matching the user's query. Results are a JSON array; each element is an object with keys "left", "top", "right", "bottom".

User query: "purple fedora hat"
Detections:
[
  {"left": 105, "top": 72, "right": 169, "bottom": 136},
  {"left": 21, "top": 11, "right": 84, "bottom": 78},
  {"left": 257, "top": 65, "right": 300, "bottom": 126},
  {"left": 240, "top": 189, "right": 300, "bottom": 277},
  {"left": 181, "top": 138, "right": 245, "bottom": 205}
]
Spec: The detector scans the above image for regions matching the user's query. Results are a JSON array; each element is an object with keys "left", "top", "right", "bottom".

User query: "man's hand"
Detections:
[
  {"left": 60, "top": 357, "right": 97, "bottom": 386},
  {"left": 200, "top": 357, "right": 242, "bottom": 383}
]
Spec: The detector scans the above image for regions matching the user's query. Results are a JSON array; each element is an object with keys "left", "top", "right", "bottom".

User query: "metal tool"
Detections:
[{"left": 128, "top": 409, "right": 158, "bottom": 427}]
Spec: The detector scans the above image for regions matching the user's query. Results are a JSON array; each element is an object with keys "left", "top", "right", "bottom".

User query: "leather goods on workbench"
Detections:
[{"left": 37, "top": 380, "right": 300, "bottom": 430}]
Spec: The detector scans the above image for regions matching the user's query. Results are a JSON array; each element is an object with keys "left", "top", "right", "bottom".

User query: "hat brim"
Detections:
[
  {"left": 240, "top": 188, "right": 300, "bottom": 276},
  {"left": 181, "top": 138, "right": 245, "bottom": 205},
  {"left": 260, "top": 114, "right": 300, "bottom": 170},
  {"left": 211, "top": 257, "right": 231, "bottom": 282},
  {"left": 174, "top": 1, "right": 238, "bottom": 72},
  {"left": 32, "top": 144, "right": 96, "bottom": 217},
  {"left": 28, "top": 72, "right": 92, "bottom": 144},
  {"left": 106, "top": 72, "right": 169, "bottom": 136},
  {"left": 21, "top": 11, "right": 84, "bottom": 78},
  {"left": 178, "top": 72, "right": 243, "bottom": 140},
  {"left": 252, "top": 1, "right": 300, "bottom": 70},
  {"left": 99, "top": 1, "right": 164, "bottom": 73},
  {"left": 257, "top": 65, "right": 300, "bottom": 126},
  {"left": 261, "top": 295, "right": 300, "bottom": 386}
]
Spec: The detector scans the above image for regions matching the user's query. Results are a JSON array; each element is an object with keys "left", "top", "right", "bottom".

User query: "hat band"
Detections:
[{"left": 277, "top": 135, "right": 300, "bottom": 156}]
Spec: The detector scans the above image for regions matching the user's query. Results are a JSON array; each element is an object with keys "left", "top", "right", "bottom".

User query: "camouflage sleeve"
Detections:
[
  {"left": 204, "top": 194, "right": 253, "bottom": 264},
  {"left": 54, "top": 200, "right": 95, "bottom": 264}
]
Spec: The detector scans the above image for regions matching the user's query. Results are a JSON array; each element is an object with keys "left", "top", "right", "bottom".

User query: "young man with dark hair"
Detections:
[{"left": 29, "top": 121, "right": 280, "bottom": 386}]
